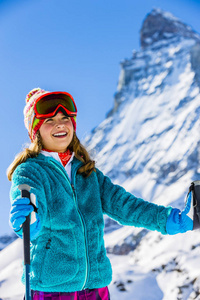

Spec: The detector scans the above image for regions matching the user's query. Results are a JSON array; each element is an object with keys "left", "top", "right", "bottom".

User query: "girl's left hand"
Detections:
[{"left": 166, "top": 192, "right": 194, "bottom": 235}]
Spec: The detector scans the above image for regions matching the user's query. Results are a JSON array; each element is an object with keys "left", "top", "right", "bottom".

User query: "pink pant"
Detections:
[{"left": 31, "top": 287, "right": 110, "bottom": 300}]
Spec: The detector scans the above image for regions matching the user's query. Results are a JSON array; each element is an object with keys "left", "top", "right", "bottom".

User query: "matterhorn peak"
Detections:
[{"left": 140, "top": 8, "right": 200, "bottom": 48}]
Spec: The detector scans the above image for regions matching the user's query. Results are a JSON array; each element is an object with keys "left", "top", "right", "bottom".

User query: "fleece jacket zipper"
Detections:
[{"left": 49, "top": 159, "right": 89, "bottom": 290}]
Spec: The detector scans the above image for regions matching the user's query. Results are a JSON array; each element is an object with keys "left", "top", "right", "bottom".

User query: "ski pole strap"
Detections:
[{"left": 30, "top": 202, "right": 38, "bottom": 213}]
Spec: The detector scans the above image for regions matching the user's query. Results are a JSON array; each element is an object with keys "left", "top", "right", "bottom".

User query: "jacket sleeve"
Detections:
[
  {"left": 10, "top": 161, "right": 48, "bottom": 234},
  {"left": 96, "top": 168, "right": 172, "bottom": 234}
]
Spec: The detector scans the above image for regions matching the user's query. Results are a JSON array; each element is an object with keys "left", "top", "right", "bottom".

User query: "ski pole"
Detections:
[{"left": 18, "top": 184, "right": 31, "bottom": 300}]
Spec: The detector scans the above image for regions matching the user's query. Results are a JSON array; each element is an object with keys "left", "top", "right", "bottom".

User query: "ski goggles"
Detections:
[{"left": 34, "top": 92, "right": 77, "bottom": 119}]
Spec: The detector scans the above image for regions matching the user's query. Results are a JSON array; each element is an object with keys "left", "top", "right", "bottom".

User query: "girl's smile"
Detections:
[{"left": 39, "top": 112, "right": 74, "bottom": 152}]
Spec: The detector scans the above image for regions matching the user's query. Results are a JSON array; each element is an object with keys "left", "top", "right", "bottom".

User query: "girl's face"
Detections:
[{"left": 39, "top": 112, "right": 74, "bottom": 153}]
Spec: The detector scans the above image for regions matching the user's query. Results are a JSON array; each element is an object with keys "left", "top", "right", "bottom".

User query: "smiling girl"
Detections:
[
  {"left": 40, "top": 113, "right": 74, "bottom": 152},
  {"left": 8, "top": 88, "right": 195, "bottom": 300}
]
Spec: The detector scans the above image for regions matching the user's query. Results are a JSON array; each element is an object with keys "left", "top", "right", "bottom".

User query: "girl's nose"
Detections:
[{"left": 56, "top": 121, "right": 65, "bottom": 128}]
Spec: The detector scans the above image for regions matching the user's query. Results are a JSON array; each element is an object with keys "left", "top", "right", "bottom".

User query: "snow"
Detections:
[
  {"left": 151, "top": 8, "right": 180, "bottom": 23},
  {"left": 147, "top": 71, "right": 168, "bottom": 94},
  {"left": 168, "top": 45, "right": 181, "bottom": 57},
  {"left": 0, "top": 239, "right": 24, "bottom": 300},
  {"left": 109, "top": 254, "right": 164, "bottom": 300}
]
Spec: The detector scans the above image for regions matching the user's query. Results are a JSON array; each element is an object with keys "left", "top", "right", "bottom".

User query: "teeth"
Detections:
[{"left": 53, "top": 132, "right": 67, "bottom": 137}]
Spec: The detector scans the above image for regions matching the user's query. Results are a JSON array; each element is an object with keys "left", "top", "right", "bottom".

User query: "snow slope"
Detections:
[
  {"left": 1, "top": 8, "right": 200, "bottom": 300},
  {"left": 0, "top": 239, "right": 24, "bottom": 300}
]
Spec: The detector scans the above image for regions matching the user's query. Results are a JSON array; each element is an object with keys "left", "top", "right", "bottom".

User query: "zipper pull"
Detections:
[
  {"left": 71, "top": 184, "right": 76, "bottom": 195},
  {"left": 46, "top": 238, "right": 51, "bottom": 249}
]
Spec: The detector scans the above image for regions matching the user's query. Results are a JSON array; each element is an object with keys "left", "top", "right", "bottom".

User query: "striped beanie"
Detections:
[{"left": 24, "top": 88, "right": 77, "bottom": 141}]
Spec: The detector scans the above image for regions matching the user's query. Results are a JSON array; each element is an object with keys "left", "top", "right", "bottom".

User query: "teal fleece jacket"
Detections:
[{"left": 10, "top": 154, "right": 172, "bottom": 292}]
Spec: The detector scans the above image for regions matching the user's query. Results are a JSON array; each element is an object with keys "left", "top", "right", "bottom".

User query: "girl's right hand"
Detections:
[{"left": 10, "top": 196, "right": 41, "bottom": 240}]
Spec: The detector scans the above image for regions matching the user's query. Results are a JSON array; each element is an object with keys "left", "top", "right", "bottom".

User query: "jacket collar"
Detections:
[{"left": 35, "top": 153, "right": 83, "bottom": 170}]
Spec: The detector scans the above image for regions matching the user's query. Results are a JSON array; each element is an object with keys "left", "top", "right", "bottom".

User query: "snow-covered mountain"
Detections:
[
  {"left": 1, "top": 8, "right": 200, "bottom": 300},
  {"left": 86, "top": 8, "right": 200, "bottom": 299}
]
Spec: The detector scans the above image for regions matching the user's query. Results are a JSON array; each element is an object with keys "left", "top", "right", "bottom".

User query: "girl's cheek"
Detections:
[{"left": 44, "top": 123, "right": 54, "bottom": 129}]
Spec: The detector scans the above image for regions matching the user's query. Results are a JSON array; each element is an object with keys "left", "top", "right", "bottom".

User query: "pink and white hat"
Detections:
[{"left": 24, "top": 88, "right": 77, "bottom": 141}]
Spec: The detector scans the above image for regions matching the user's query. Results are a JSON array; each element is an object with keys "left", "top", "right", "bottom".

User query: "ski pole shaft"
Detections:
[{"left": 18, "top": 184, "right": 31, "bottom": 300}]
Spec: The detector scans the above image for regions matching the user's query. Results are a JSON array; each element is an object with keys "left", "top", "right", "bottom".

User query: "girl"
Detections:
[{"left": 8, "top": 88, "right": 194, "bottom": 300}]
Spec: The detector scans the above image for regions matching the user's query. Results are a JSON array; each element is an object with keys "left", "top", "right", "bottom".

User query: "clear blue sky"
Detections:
[{"left": 1, "top": 0, "right": 200, "bottom": 236}]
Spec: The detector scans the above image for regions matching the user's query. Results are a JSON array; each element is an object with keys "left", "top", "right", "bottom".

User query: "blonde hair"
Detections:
[{"left": 7, "top": 132, "right": 95, "bottom": 181}]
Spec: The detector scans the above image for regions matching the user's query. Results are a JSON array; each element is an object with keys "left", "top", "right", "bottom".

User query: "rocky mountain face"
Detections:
[
  {"left": 140, "top": 8, "right": 200, "bottom": 49},
  {"left": 1, "top": 8, "right": 200, "bottom": 300}
]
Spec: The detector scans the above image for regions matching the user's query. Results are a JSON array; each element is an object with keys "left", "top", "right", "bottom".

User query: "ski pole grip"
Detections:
[
  {"left": 190, "top": 181, "right": 200, "bottom": 230},
  {"left": 18, "top": 184, "right": 31, "bottom": 265},
  {"left": 191, "top": 181, "right": 200, "bottom": 207}
]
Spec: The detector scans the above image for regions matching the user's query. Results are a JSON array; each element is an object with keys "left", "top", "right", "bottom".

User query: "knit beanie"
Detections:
[{"left": 24, "top": 88, "right": 77, "bottom": 141}]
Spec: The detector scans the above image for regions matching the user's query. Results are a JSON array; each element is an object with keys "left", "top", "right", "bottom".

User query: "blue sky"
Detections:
[{"left": 1, "top": 0, "right": 200, "bottom": 236}]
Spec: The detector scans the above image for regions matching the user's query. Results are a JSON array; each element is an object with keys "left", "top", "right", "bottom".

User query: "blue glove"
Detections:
[
  {"left": 10, "top": 196, "right": 41, "bottom": 240},
  {"left": 166, "top": 192, "right": 193, "bottom": 234}
]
